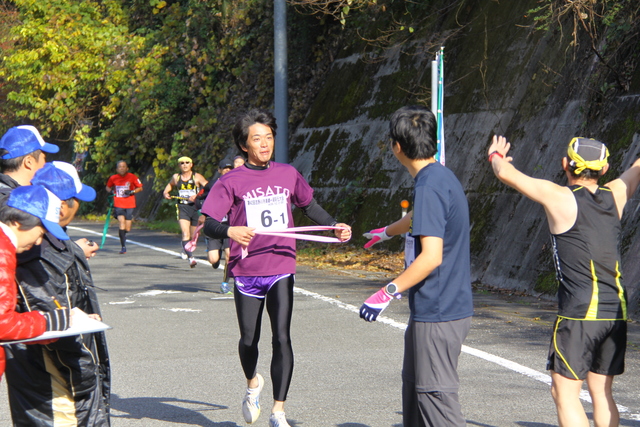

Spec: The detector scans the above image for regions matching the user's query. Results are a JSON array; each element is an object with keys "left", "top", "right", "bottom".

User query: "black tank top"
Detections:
[
  {"left": 177, "top": 173, "right": 198, "bottom": 205},
  {"left": 551, "top": 185, "right": 627, "bottom": 320}
]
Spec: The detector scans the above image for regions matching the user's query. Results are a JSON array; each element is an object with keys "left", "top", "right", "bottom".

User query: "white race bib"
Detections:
[
  {"left": 179, "top": 189, "right": 196, "bottom": 199},
  {"left": 115, "top": 185, "right": 129, "bottom": 198},
  {"left": 244, "top": 194, "right": 289, "bottom": 230},
  {"left": 404, "top": 233, "right": 416, "bottom": 269}
]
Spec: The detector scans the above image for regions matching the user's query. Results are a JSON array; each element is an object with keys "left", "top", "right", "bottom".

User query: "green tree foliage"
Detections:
[
  {"left": 0, "top": 0, "right": 281, "bottom": 193},
  {"left": 0, "top": 0, "right": 133, "bottom": 138},
  {"left": 527, "top": 0, "right": 640, "bottom": 93},
  {"left": 0, "top": 0, "right": 415, "bottom": 217}
]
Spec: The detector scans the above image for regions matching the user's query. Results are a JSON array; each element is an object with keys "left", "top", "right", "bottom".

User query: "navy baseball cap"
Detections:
[
  {"left": 0, "top": 125, "right": 59, "bottom": 159},
  {"left": 32, "top": 161, "right": 96, "bottom": 202},
  {"left": 7, "top": 185, "right": 69, "bottom": 240},
  {"left": 219, "top": 160, "right": 233, "bottom": 169}
]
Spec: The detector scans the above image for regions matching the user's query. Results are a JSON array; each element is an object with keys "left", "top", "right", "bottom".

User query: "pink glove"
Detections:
[
  {"left": 360, "top": 287, "right": 394, "bottom": 322},
  {"left": 363, "top": 227, "right": 391, "bottom": 249}
]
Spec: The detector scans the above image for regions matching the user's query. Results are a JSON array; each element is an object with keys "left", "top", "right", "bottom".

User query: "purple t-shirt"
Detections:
[{"left": 201, "top": 162, "right": 314, "bottom": 277}]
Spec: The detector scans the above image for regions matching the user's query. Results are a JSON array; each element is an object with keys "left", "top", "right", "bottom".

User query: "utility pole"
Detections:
[{"left": 274, "top": 0, "right": 289, "bottom": 163}]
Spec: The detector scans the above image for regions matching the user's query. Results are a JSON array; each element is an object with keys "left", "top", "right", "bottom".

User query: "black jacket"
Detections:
[
  {"left": 5, "top": 233, "right": 111, "bottom": 426},
  {"left": 0, "top": 173, "right": 19, "bottom": 194}
]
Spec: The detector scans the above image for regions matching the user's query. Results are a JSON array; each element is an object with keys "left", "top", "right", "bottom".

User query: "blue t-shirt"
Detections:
[{"left": 408, "top": 162, "right": 473, "bottom": 322}]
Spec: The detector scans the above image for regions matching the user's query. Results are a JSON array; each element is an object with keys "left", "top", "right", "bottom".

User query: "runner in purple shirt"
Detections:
[{"left": 202, "top": 109, "right": 351, "bottom": 427}]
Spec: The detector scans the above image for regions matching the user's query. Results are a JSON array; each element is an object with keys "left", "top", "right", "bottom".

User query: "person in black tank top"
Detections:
[
  {"left": 489, "top": 135, "right": 640, "bottom": 427},
  {"left": 551, "top": 185, "right": 625, "bottom": 321},
  {"left": 162, "top": 156, "right": 208, "bottom": 267}
]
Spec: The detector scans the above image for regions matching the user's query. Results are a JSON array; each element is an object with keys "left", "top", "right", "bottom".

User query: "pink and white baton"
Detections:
[
  {"left": 241, "top": 225, "right": 350, "bottom": 259},
  {"left": 184, "top": 224, "right": 204, "bottom": 253}
]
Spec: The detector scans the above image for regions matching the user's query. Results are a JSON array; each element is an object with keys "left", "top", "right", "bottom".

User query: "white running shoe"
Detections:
[
  {"left": 180, "top": 251, "right": 188, "bottom": 260},
  {"left": 269, "top": 411, "right": 291, "bottom": 427},
  {"left": 242, "top": 373, "right": 264, "bottom": 424},
  {"left": 189, "top": 257, "right": 197, "bottom": 268}
]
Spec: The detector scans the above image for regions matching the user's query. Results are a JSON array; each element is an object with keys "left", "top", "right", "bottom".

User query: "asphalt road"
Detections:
[{"left": 0, "top": 221, "right": 638, "bottom": 426}]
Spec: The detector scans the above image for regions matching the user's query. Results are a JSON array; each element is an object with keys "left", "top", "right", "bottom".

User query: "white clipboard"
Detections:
[{"left": 0, "top": 308, "right": 111, "bottom": 345}]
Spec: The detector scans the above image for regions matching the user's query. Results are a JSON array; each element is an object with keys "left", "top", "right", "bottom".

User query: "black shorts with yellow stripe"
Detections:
[
  {"left": 547, "top": 317, "right": 626, "bottom": 380},
  {"left": 178, "top": 203, "right": 199, "bottom": 225}
]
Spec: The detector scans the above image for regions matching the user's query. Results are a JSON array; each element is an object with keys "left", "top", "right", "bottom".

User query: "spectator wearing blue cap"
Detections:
[
  {"left": 5, "top": 162, "right": 111, "bottom": 426},
  {"left": 39, "top": 163, "right": 100, "bottom": 260},
  {"left": 0, "top": 125, "right": 59, "bottom": 190},
  {"left": 0, "top": 185, "right": 71, "bottom": 380}
]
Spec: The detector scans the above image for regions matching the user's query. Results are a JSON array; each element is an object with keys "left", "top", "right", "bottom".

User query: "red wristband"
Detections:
[{"left": 488, "top": 151, "right": 504, "bottom": 163}]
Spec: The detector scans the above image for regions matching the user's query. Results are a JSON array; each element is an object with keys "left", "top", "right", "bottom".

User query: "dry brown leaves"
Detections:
[{"left": 296, "top": 243, "right": 404, "bottom": 274}]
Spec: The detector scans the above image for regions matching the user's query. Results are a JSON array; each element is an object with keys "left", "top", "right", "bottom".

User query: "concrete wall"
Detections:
[{"left": 288, "top": 0, "right": 640, "bottom": 313}]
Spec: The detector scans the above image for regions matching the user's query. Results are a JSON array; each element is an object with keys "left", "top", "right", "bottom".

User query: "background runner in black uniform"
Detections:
[
  {"left": 163, "top": 156, "right": 207, "bottom": 267},
  {"left": 489, "top": 135, "right": 640, "bottom": 427},
  {"left": 196, "top": 160, "right": 233, "bottom": 293}
]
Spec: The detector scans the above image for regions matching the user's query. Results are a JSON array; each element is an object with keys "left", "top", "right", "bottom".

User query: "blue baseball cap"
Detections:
[
  {"left": 32, "top": 161, "right": 96, "bottom": 202},
  {"left": 7, "top": 185, "right": 69, "bottom": 240},
  {"left": 0, "top": 125, "right": 59, "bottom": 159}
]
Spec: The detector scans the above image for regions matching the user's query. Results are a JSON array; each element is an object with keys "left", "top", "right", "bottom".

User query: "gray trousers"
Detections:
[{"left": 402, "top": 316, "right": 471, "bottom": 427}]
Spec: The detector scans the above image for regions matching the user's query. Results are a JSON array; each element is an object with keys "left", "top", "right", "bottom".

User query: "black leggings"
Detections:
[{"left": 234, "top": 275, "right": 294, "bottom": 402}]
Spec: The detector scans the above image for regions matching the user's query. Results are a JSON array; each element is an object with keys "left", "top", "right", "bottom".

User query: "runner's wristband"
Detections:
[{"left": 488, "top": 151, "right": 504, "bottom": 163}]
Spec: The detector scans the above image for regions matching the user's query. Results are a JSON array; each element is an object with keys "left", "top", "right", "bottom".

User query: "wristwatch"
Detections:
[{"left": 385, "top": 283, "right": 399, "bottom": 296}]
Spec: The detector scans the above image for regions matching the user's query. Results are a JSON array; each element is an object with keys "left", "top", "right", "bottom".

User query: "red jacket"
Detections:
[{"left": 0, "top": 228, "right": 46, "bottom": 377}]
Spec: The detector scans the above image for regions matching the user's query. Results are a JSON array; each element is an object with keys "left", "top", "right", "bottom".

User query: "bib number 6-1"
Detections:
[
  {"left": 245, "top": 195, "right": 289, "bottom": 230},
  {"left": 261, "top": 210, "right": 287, "bottom": 228}
]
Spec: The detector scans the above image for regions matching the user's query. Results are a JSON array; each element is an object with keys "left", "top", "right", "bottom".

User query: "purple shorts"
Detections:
[{"left": 234, "top": 274, "right": 292, "bottom": 298}]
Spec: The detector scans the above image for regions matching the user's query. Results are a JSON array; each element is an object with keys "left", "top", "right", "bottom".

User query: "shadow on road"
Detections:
[
  {"left": 122, "top": 263, "right": 188, "bottom": 271},
  {"left": 516, "top": 423, "right": 556, "bottom": 427},
  {"left": 110, "top": 394, "right": 236, "bottom": 426},
  {"left": 467, "top": 421, "right": 497, "bottom": 426}
]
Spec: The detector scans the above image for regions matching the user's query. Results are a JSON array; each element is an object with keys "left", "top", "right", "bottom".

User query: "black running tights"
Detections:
[{"left": 234, "top": 275, "right": 294, "bottom": 402}]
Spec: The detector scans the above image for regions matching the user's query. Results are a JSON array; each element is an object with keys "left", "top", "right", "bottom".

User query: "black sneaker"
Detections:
[{"left": 119, "top": 246, "right": 126, "bottom": 254}]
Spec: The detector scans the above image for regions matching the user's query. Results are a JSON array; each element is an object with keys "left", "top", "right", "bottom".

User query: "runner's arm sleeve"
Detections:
[
  {"left": 203, "top": 215, "right": 230, "bottom": 239},
  {"left": 299, "top": 198, "right": 337, "bottom": 226}
]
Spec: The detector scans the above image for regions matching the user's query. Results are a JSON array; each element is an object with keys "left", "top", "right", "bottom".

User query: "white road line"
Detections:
[
  {"left": 134, "top": 290, "right": 181, "bottom": 297},
  {"left": 68, "top": 226, "right": 217, "bottom": 267},
  {"left": 161, "top": 308, "right": 202, "bottom": 313},
  {"left": 295, "top": 287, "right": 636, "bottom": 417},
  {"left": 68, "top": 225, "right": 637, "bottom": 419}
]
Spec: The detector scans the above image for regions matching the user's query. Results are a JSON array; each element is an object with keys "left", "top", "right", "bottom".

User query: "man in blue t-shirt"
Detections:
[{"left": 361, "top": 105, "right": 473, "bottom": 427}]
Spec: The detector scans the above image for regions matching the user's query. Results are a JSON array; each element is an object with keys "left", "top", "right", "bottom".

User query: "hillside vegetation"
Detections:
[{"left": 1, "top": 0, "right": 640, "bottom": 309}]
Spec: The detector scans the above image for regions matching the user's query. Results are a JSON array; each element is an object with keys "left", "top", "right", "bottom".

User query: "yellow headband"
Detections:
[
  {"left": 567, "top": 138, "right": 609, "bottom": 174},
  {"left": 177, "top": 156, "right": 192, "bottom": 163}
]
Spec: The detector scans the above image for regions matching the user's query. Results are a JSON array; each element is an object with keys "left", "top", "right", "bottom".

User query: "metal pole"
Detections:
[
  {"left": 431, "top": 59, "right": 438, "bottom": 117},
  {"left": 274, "top": 0, "right": 289, "bottom": 163},
  {"left": 437, "top": 47, "right": 445, "bottom": 166},
  {"left": 401, "top": 200, "right": 409, "bottom": 218}
]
